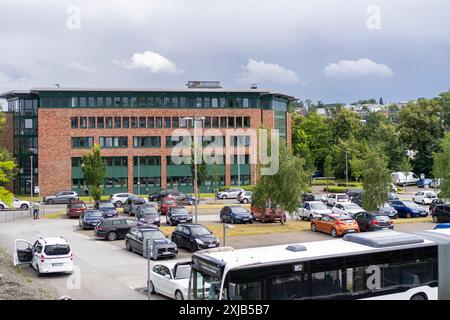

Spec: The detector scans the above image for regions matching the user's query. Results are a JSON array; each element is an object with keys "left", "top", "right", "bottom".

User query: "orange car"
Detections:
[
  {"left": 250, "top": 204, "right": 287, "bottom": 224},
  {"left": 311, "top": 214, "right": 360, "bottom": 237}
]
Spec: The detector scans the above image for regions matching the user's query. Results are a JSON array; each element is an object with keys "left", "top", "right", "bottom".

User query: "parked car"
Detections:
[
  {"left": 0, "top": 198, "right": 32, "bottom": 210},
  {"left": 331, "top": 202, "right": 365, "bottom": 216},
  {"left": 220, "top": 206, "right": 253, "bottom": 224},
  {"left": 43, "top": 191, "right": 79, "bottom": 204},
  {"left": 389, "top": 200, "right": 428, "bottom": 218},
  {"left": 430, "top": 179, "right": 441, "bottom": 189},
  {"left": 346, "top": 189, "right": 363, "bottom": 202},
  {"left": 238, "top": 191, "right": 253, "bottom": 204},
  {"left": 66, "top": 200, "right": 87, "bottom": 218},
  {"left": 110, "top": 193, "right": 138, "bottom": 208},
  {"left": 250, "top": 203, "right": 287, "bottom": 224},
  {"left": 166, "top": 206, "right": 193, "bottom": 226},
  {"left": 302, "top": 193, "right": 327, "bottom": 203},
  {"left": 136, "top": 205, "right": 160, "bottom": 227},
  {"left": 123, "top": 197, "right": 147, "bottom": 216},
  {"left": 94, "top": 217, "right": 138, "bottom": 241},
  {"left": 13, "top": 237, "right": 73, "bottom": 275},
  {"left": 297, "top": 201, "right": 332, "bottom": 220},
  {"left": 148, "top": 260, "right": 192, "bottom": 300},
  {"left": 412, "top": 191, "right": 437, "bottom": 205},
  {"left": 79, "top": 209, "right": 105, "bottom": 230},
  {"left": 417, "top": 178, "right": 433, "bottom": 188},
  {"left": 217, "top": 188, "right": 245, "bottom": 200},
  {"left": 160, "top": 196, "right": 178, "bottom": 215},
  {"left": 388, "top": 192, "right": 400, "bottom": 201},
  {"left": 391, "top": 172, "right": 419, "bottom": 186},
  {"left": 310, "top": 214, "right": 360, "bottom": 237},
  {"left": 430, "top": 199, "right": 450, "bottom": 215},
  {"left": 94, "top": 200, "right": 118, "bottom": 218},
  {"left": 125, "top": 226, "right": 178, "bottom": 259},
  {"left": 149, "top": 189, "right": 195, "bottom": 204},
  {"left": 171, "top": 224, "right": 219, "bottom": 252},
  {"left": 431, "top": 204, "right": 450, "bottom": 223},
  {"left": 352, "top": 212, "right": 394, "bottom": 232},
  {"left": 378, "top": 202, "right": 398, "bottom": 219},
  {"left": 326, "top": 193, "right": 350, "bottom": 206},
  {"left": 434, "top": 223, "right": 450, "bottom": 229},
  {"left": 389, "top": 183, "right": 398, "bottom": 193}
]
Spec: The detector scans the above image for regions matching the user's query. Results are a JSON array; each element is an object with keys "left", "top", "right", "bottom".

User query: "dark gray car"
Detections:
[
  {"left": 43, "top": 191, "right": 79, "bottom": 204},
  {"left": 123, "top": 197, "right": 147, "bottom": 216},
  {"left": 136, "top": 205, "right": 160, "bottom": 227},
  {"left": 125, "top": 226, "right": 178, "bottom": 259}
]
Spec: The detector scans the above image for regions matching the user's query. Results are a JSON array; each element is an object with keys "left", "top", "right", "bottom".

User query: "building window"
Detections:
[
  {"left": 155, "top": 97, "right": 162, "bottom": 108},
  {"left": 71, "top": 97, "right": 78, "bottom": 108},
  {"left": 114, "top": 97, "right": 121, "bottom": 107},
  {"left": 203, "top": 98, "right": 211, "bottom": 108},
  {"left": 88, "top": 117, "right": 96, "bottom": 128},
  {"left": 97, "top": 117, "right": 105, "bottom": 128},
  {"left": 243, "top": 98, "right": 249, "bottom": 108},
  {"left": 228, "top": 117, "right": 235, "bottom": 128},
  {"left": 71, "top": 117, "right": 78, "bottom": 129},
  {"left": 220, "top": 117, "right": 227, "bottom": 128},
  {"left": 172, "top": 117, "right": 179, "bottom": 128},
  {"left": 99, "top": 137, "right": 128, "bottom": 148},
  {"left": 164, "top": 97, "right": 170, "bottom": 107},
  {"left": 79, "top": 97, "right": 87, "bottom": 107},
  {"left": 134, "top": 156, "right": 161, "bottom": 166},
  {"left": 147, "top": 117, "right": 154, "bottom": 128},
  {"left": 105, "top": 97, "right": 112, "bottom": 107},
  {"left": 180, "top": 117, "right": 187, "bottom": 128},
  {"left": 105, "top": 117, "right": 112, "bottom": 128},
  {"left": 133, "top": 136, "right": 161, "bottom": 148},
  {"left": 179, "top": 97, "right": 186, "bottom": 108},
  {"left": 80, "top": 117, "right": 87, "bottom": 129},
  {"left": 196, "top": 97, "right": 202, "bottom": 108},
  {"left": 114, "top": 117, "right": 121, "bottom": 129},
  {"left": 164, "top": 117, "right": 171, "bottom": 128},
  {"left": 166, "top": 136, "right": 189, "bottom": 148},
  {"left": 131, "top": 117, "right": 138, "bottom": 128},
  {"left": 122, "top": 97, "right": 129, "bottom": 107},
  {"left": 244, "top": 116, "right": 251, "bottom": 128},
  {"left": 139, "top": 117, "right": 146, "bottom": 128},
  {"left": 131, "top": 97, "right": 137, "bottom": 107},
  {"left": 138, "top": 97, "right": 146, "bottom": 108},
  {"left": 88, "top": 97, "right": 95, "bottom": 108},
  {"left": 156, "top": 117, "right": 162, "bottom": 128},
  {"left": 231, "top": 136, "right": 251, "bottom": 147},
  {"left": 212, "top": 117, "right": 219, "bottom": 128},
  {"left": 97, "top": 97, "right": 104, "bottom": 107},
  {"left": 72, "top": 137, "right": 94, "bottom": 148},
  {"left": 211, "top": 98, "right": 218, "bottom": 108},
  {"left": 123, "top": 117, "right": 129, "bottom": 128},
  {"left": 219, "top": 97, "right": 225, "bottom": 108},
  {"left": 236, "top": 117, "right": 243, "bottom": 128},
  {"left": 204, "top": 117, "right": 211, "bottom": 128}
]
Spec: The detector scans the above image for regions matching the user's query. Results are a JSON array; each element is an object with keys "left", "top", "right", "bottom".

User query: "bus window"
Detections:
[
  {"left": 190, "top": 269, "right": 222, "bottom": 300},
  {"left": 268, "top": 274, "right": 308, "bottom": 300},
  {"left": 228, "top": 281, "right": 262, "bottom": 300},
  {"left": 311, "top": 270, "right": 344, "bottom": 298}
]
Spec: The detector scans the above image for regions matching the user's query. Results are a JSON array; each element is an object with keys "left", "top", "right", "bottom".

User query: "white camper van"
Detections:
[{"left": 391, "top": 172, "right": 419, "bottom": 186}]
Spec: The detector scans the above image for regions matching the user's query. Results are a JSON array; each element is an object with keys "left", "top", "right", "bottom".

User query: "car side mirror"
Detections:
[{"left": 164, "top": 274, "right": 171, "bottom": 279}]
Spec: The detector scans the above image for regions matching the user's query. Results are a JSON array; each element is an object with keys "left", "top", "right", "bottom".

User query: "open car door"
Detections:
[{"left": 13, "top": 239, "right": 33, "bottom": 266}]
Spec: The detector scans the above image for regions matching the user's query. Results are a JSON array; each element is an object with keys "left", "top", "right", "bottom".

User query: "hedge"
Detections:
[
  {"left": 323, "top": 186, "right": 349, "bottom": 193},
  {"left": 336, "top": 182, "right": 362, "bottom": 188},
  {"left": 218, "top": 185, "right": 256, "bottom": 192},
  {"left": 312, "top": 180, "right": 337, "bottom": 186}
]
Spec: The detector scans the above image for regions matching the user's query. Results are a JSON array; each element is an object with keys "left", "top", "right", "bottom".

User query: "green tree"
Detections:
[
  {"left": 433, "top": 134, "right": 450, "bottom": 199},
  {"left": 0, "top": 107, "right": 16, "bottom": 205},
  {"left": 438, "top": 90, "right": 450, "bottom": 131},
  {"left": 349, "top": 156, "right": 364, "bottom": 182},
  {"left": 397, "top": 156, "right": 413, "bottom": 192},
  {"left": 252, "top": 142, "right": 308, "bottom": 220},
  {"left": 362, "top": 149, "right": 391, "bottom": 211},
  {"left": 329, "top": 106, "right": 362, "bottom": 143},
  {"left": 190, "top": 143, "right": 207, "bottom": 191},
  {"left": 81, "top": 144, "right": 106, "bottom": 201}
]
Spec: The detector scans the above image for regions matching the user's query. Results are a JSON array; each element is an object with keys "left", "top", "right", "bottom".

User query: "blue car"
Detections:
[
  {"left": 79, "top": 209, "right": 105, "bottom": 230},
  {"left": 94, "top": 200, "right": 119, "bottom": 218},
  {"left": 389, "top": 200, "right": 428, "bottom": 218},
  {"left": 417, "top": 178, "right": 433, "bottom": 188},
  {"left": 434, "top": 223, "right": 450, "bottom": 230}
]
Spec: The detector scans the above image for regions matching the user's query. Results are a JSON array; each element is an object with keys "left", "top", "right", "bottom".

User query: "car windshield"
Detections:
[
  {"left": 382, "top": 202, "right": 392, "bottom": 208},
  {"left": 71, "top": 203, "right": 85, "bottom": 208},
  {"left": 142, "top": 230, "right": 166, "bottom": 241},
  {"left": 337, "top": 195, "right": 349, "bottom": 200},
  {"left": 190, "top": 226, "right": 211, "bottom": 236},
  {"left": 174, "top": 264, "right": 192, "bottom": 280},
  {"left": 85, "top": 211, "right": 103, "bottom": 218},
  {"left": 425, "top": 193, "right": 436, "bottom": 198},
  {"left": 344, "top": 204, "right": 360, "bottom": 210},
  {"left": 164, "top": 199, "right": 176, "bottom": 205},
  {"left": 172, "top": 208, "right": 189, "bottom": 215},
  {"left": 404, "top": 201, "right": 419, "bottom": 208},
  {"left": 340, "top": 219, "right": 354, "bottom": 223},
  {"left": 44, "top": 244, "right": 71, "bottom": 256},
  {"left": 310, "top": 203, "right": 327, "bottom": 210},
  {"left": 141, "top": 212, "right": 159, "bottom": 219},
  {"left": 231, "top": 207, "right": 249, "bottom": 214},
  {"left": 375, "top": 215, "right": 390, "bottom": 221},
  {"left": 140, "top": 207, "right": 158, "bottom": 215},
  {"left": 99, "top": 202, "right": 115, "bottom": 209}
]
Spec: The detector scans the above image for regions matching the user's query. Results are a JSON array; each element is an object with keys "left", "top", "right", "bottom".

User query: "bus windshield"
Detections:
[{"left": 189, "top": 268, "right": 222, "bottom": 300}]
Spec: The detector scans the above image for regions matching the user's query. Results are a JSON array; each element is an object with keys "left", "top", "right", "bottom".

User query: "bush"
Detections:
[
  {"left": 336, "top": 182, "right": 362, "bottom": 188},
  {"left": 312, "top": 180, "right": 336, "bottom": 186},
  {"left": 323, "top": 186, "right": 348, "bottom": 193},
  {"left": 218, "top": 185, "right": 256, "bottom": 192}
]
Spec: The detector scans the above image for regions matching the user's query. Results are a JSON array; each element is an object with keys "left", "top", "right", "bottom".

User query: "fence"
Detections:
[{"left": 0, "top": 209, "right": 33, "bottom": 223}]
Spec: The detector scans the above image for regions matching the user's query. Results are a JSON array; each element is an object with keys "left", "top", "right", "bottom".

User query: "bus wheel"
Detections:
[{"left": 410, "top": 293, "right": 427, "bottom": 300}]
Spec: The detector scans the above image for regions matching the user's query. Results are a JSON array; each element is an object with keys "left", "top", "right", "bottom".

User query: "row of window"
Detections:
[
  {"left": 44, "top": 96, "right": 266, "bottom": 109},
  {"left": 72, "top": 135, "right": 252, "bottom": 149},
  {"left": 70, "top": 116, "right": 252, "bottom": 129}
]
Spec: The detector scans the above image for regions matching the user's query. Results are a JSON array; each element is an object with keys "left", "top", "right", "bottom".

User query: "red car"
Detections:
[
  {"left": 66, "top": 201, "right": 87, "bottom": 218},
  {"left": 160, "top": 196, "right": 177, "bottom": 215},
  {"left": 250, "top": 204, "right": 287, "bottom": 224}
]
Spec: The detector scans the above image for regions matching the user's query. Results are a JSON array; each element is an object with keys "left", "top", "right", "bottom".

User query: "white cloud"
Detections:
[
  {"left": 236, "top": 59, "right": 300, "bottom": 85},
  {"left": 324, "top": 58, "right": 394, "bottom": 78},
  {"left": 113, "top": 51, "right": 183, "bottom": 75},
  {"left": 66, "top": 60, "right": 95, "bottom": 73}
]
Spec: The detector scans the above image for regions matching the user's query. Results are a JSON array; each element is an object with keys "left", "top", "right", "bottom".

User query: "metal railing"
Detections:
[{"left": 0, "top": 209, "right": 32, "bottom": 223}]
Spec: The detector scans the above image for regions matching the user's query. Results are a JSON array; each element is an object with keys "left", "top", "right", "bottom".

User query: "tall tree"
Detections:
[
  {"left": 0, "top": 107, "right": 16, "bottom": 205},
  {"left": 329, "top": 106, "right": 362, "bottom": 143},
  {"left": 397, "top": 156, "right": 413, "bottom": 192},
  {"left": 190, "top": 143, "right": 207, "bottom": 190},
  {"left": 433, "top": 134, "right": 450, "bottom": 199},
  {"left": 362, "top": 149, "right": 391, "bottom": 211},
  {"left": 81, "top": 144, "right": 106, "bottom": 201}
]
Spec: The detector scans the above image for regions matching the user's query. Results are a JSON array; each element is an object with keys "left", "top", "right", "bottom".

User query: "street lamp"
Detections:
[
  {"left": 345, "top": 151, "right": 349, "bottom": 189},
  {"left": 223, "top": 223, "right": 235, "bottom": 247},
  {"left": 147, "top": 238, "right": 152, "bottom": 300}
]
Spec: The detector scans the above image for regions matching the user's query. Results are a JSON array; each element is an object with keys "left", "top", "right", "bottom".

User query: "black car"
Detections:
[
  {"left": 166, "top": 206, "right": 193, "bottom": 226},
  {"left": 94, "top": 200, "right": 118, "bottom": 218},
  {"left": 430, "top": 199, "right": 449, "bottom": 216},
  {"left": 94, "top": 217, "right": 138, "bottom": 241},
  {"left": 347, "top": 189, "right": 364, "bottom": 202},
  {"left": 125, "top": 226, "right": 178, "bottom": 259},
  {"left": 352, "top": 212, "right": 394, "bottom": 232},
  {"left": 171, "top": 224, "right": 219, "bottom": 252},
  {"left": 431, "top": 203, "right": 450, "bottom": 223},
  {"left": 123, "top": 197, "right": 147, "bottom": 216},
  {"left": 136, "top": 205, "right": 160, "bottom": 227},
  {"left": 220, "top": 206, "right": 253, "bottom": 224},
  {"left": 79, "top": 210, "right": 104, "bottom": 230}
]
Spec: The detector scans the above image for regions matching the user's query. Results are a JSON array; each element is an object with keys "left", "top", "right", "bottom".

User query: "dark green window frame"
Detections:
[
  {"left": 172, "top": 117, "right": 179, "bottom": 128},
  {"left": 114, "top": 117, "right": 121, "bottom": 128},
  {"left": 72, "top": 137, "right": 94, "bottom": 148},
  {"left": 123, "top": 117, "right": 129, "bottom": 128},
  {"left": 99, "top": 136, "right": 128, "bottom": 148},
  {"left": 133, "top": 136, "right": 161, "bottom": 148},
  {"left": 88, "top": 117, "right": 96, "bottom": 128},
  {"left": 97, "top": 117, "right": 105, "bottom": 128},
  {"left": 71, "top": 117, "right": 78, "bottom": 129},
  {"left": 139, "top": 117, "right": 146, "bottom": 128},
  {"left": 147, "top": 117, "right": 154, "bottom": 128}
]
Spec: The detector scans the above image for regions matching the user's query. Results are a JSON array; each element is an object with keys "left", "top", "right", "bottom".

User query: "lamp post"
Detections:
[
  {"left": 137, "top": 155, "right": 140, "bottom": 196},
  {"left": 147, "top": 238, "right": 152, "bottom": 300},
  {"left": 223, "top": 223, "right": 235, "bottom": 247},
  {"left": 345, "top": 151, "right": 349, "bottom": 189},
  {"left": 237, "top": 137, "right": 241, "bottom": 188}
]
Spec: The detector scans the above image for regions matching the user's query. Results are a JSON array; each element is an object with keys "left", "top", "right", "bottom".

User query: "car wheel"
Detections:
[
  {"left": 331, "top": 228, "right": 338, "bottom": 238},
  {"left": 410, "top": 293, "right": 427, "bottom": 300},
  {"left": 148, "top": 280, "right": 155, "bottom": 294},
  {"left": 311, "top": 223, "right": 317, "bottom": 232},
  {"left": 20, "top": 204, "right": 29, "bottom": 210},
  {"left": 69, "top": 198, "right": 76, "bottom": 204},
  {"left": 433, "top": 215, "right": 439, "bottom": 223},
  {"left": 175, "top": 290, "right": 184, "bottom": 300},
  {"left": 126, "top": 241, "right": 132, "bottom": 252},
  {"left": 115, "top": 201, "right": 123, "bottom": 208},
  {"left": 222, "top": 195, "right": 227, "bottom": 200},
  {"left": 280, "top": 215, "right": 286, "bottom": 225},
  {"left": 0, "top": 204, "right": 4, "bottom": 210},
  {"left": 231, "top": 218, "right": 235, "bottom": 224},
  {"left": 47, "top": 199, "right": 54, "bottom": 205},
  {"left": 406, "top": 213, "right": 412, "bottom": 219},
  {"left": 107, "top": 231, "right": 118, "bottom": 241},
  {"left": 243, "top": 198, "right": 248, "bottom": 204}
]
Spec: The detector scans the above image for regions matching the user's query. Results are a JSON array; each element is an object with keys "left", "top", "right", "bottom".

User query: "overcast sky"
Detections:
[{"left": 1, "top": 0, "right": 450, "bottom": 106}]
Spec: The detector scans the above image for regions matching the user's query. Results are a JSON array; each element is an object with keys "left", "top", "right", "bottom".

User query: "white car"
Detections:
[
  {"left": 326, "top": 193, "right": 350, "bottom": 207},
  {"left": 148, "top": 260, "right": 192, "bottom": 300},
  {"left": 110, "top": 193, "right": 138, "bottom": 208},
  {"left": 0, "top": 198, "right": 32, "bottom": 210},
  {"left": 332, "top": 202, "right": 365, "bottom": 216},
  {"left": 238, "top": 191, "right": 252, "bottom": 204},
  {"left": 412, "top": 191, "right": 437, "bottom": 205},
  {"left": 297, "top": 201, "right": 332, "bottom": 220},
  {"left": 14, "top": 237, "right": 73, "bottom": 275},
  {"left": 217, "top": 188, "right": 245, "bottom": 200}
]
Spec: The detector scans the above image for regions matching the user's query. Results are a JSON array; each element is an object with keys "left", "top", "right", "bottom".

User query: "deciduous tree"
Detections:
[{"left": 81, "top": 144, "right": 106, "bottom": 201}]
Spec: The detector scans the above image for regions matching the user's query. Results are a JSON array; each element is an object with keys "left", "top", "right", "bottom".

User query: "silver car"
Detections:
[{"left": 43, "top": 191, "right": 79, "bottom": 204}]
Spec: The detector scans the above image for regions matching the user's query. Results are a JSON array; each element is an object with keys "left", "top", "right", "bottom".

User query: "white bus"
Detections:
[{"left": 188, "top": 230, "right": 450, "bottom": 300}]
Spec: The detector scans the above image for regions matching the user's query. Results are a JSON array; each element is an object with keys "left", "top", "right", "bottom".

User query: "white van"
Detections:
[
  {"left": 391, "top": 172, "right": 419, "bottom": 187},
  {"left": 14, "top": 237, "right": 73, "bottom": 275}
]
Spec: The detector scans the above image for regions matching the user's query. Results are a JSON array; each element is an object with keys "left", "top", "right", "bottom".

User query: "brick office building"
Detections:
[{"left": 1, "top": 82, "right": 294, "bottom": 196}]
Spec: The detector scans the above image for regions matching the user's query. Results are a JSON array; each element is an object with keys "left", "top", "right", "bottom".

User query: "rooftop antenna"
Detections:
[{"left": 250, "top": 83, "right": 258, "bottom": 89}]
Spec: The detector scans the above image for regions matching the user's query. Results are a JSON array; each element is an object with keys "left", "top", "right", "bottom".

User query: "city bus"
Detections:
[{"left": 188, "top": 229, "right": 450, "bottom": 300}]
